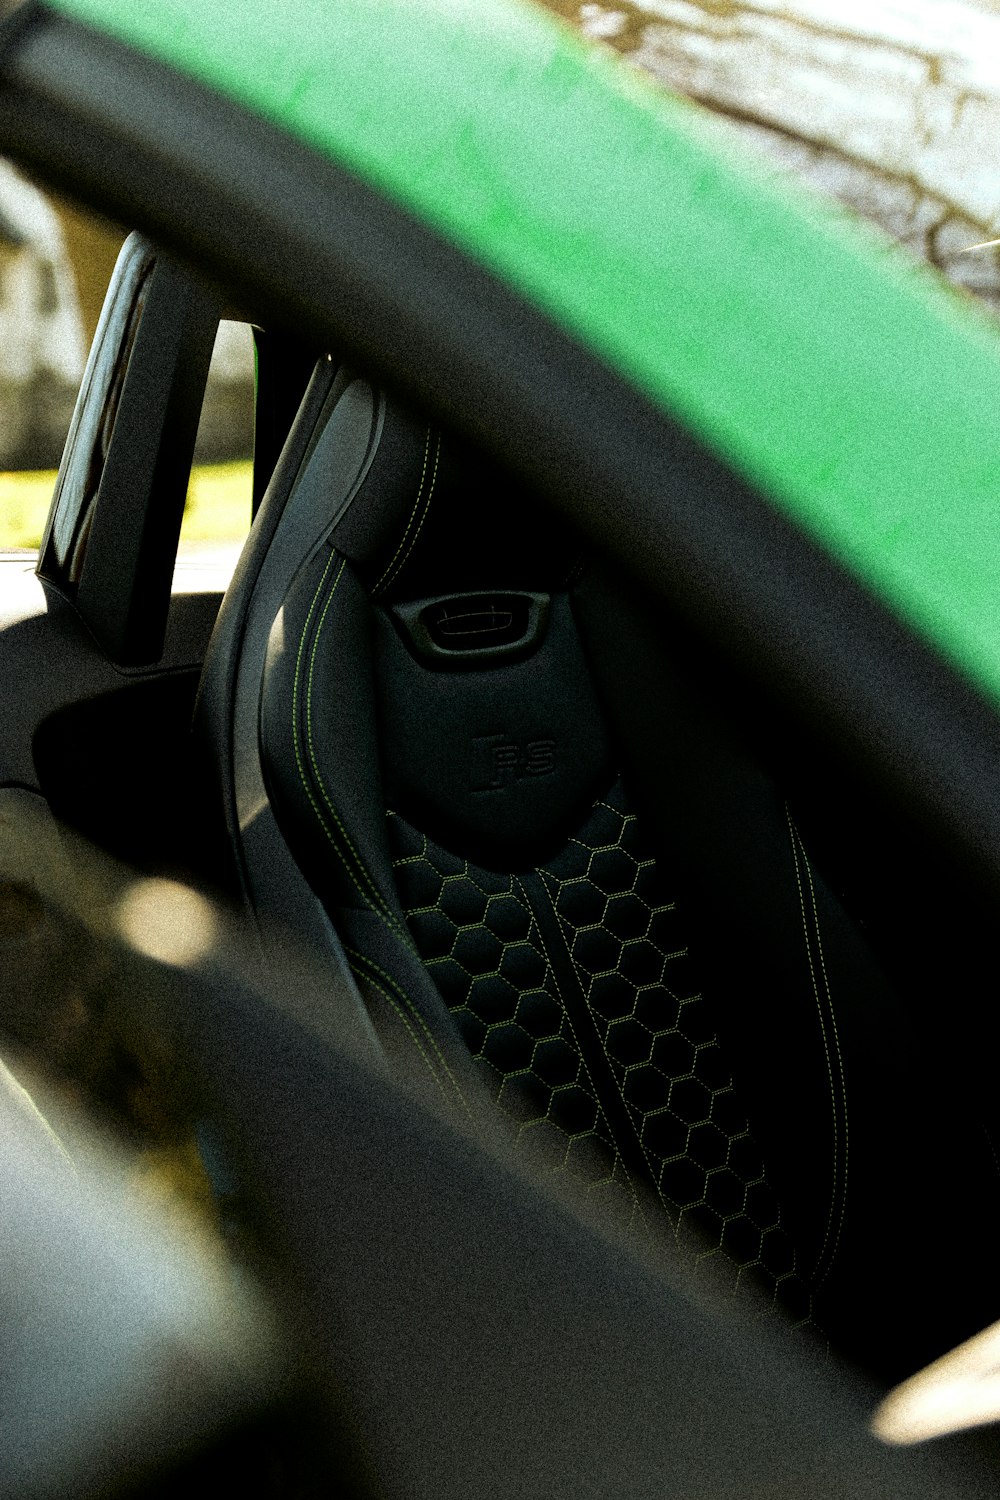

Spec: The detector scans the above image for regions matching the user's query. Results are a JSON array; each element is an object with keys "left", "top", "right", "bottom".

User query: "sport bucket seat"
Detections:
[{"left": 196, "top": 363, "right": 1000, "bottom": 1384}]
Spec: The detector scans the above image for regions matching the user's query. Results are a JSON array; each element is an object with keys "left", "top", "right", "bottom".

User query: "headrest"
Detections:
[{"left": 327, "top": 380, "right": 580, "bottom": 601}]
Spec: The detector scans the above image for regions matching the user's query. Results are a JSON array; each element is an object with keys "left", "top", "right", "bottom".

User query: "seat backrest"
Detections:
[{"left": 197, "top": 372, "right": 1000, "bottom": 1383}]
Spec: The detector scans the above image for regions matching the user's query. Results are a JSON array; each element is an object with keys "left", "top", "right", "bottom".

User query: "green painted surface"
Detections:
[{"left": 43, "top": 0, "right": 1000, "bottom": 701}]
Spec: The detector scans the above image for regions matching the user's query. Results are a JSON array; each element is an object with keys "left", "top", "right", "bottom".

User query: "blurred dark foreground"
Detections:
[{"left": 2, "top": 791, "right": 1000, "bottom": 1500}]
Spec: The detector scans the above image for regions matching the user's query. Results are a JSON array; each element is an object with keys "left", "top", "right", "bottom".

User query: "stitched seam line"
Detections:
[
  {"left": 378, "top": 430, "right": 440, "bottom": 594},
  {"left": 796, "top": 826, "right": 849, "bottom": 1285},
  {"left": 373, "top": 428, "right": 440, "bottom": 595},
  {"left": 295, "top": 554, "right": 407, "bottom": 940},
  {"left": 349, "top": 961, "right": 452, "bottom": 1110},
  {"left": 534, "top": 869, "right": 671, "bottom": 1231},
  {"left": 345, "top": 945, "right": 472, "bottom": 1118},
  {"left": 372, "top": 428, "right": 429, "bottom": 593},
  {"left": 290, "top": 554, "right": 364, "bottom": 888},
  {"left": 796, "top": 823, "right": 848, "bottom": 1287},
  {"left": 513, "top": 872, "right": 644, "bottom": 1225},
  {"left": 786, "top": 809, "right": 839, "bottom": 1280},
  {"left": 785, "top": 805, "right": 846, "bottom": 1286},
  {"left": 350, "top": 947, "right": 471, "bottom": 1114},
  {"left": 291, "top": 555, "right": 391, "bottom": 922},
  {"left": 982, "top": 1125, "right": 1000, "bottom": 1190}
]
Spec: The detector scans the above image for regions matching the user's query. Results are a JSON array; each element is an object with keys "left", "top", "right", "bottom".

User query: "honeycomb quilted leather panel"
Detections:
[
  {"left": 388, "top": 781, "right": 810, "bottom": 1317},
  {"left": 385, "top": 811, "right": 644, "bottom": 1231}
]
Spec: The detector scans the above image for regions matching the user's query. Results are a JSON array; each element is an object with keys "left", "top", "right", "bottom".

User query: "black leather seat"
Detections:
[{"left": 196, "top": 366, "right": 1000, "bottom": 1384}]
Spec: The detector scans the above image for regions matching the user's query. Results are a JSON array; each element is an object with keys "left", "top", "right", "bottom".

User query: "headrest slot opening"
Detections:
[{"left": 391, "top": 592, "right": 550, "bottom": 669}]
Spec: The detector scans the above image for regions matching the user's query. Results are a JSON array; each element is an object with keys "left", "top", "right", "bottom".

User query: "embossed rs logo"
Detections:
[{"left": 470, "top": 734, "right": 556, "bottom": 792}]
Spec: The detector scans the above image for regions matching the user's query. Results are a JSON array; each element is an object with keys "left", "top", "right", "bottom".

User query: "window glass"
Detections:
[
  {"left": 52, "top": 252, "right": 151, "bottom": 581},
  {"left": 0, "top": 171, "right": 254, "bottom": 584},
  {"left": 174, "top": 318, "right": 255, "bottom": 591},
  {"left": 0, "top": 166, "right": 125, "bottom": 554}
]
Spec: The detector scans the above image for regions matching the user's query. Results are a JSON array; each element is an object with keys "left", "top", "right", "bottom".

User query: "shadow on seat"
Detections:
[{"left": 195, "top": 366, "right": 1000, "bottom": 1387}]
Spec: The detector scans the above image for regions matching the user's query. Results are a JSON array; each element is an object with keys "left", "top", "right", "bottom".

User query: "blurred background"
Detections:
[
  {"left": 1, "top": 3, "right": 1000, "bottom": 1491},
  {"left": 0, "top": 168, "right": 255, "bottom": 570},
  {"left": 2, "top": 0, "right": 1000, "bottom": 564}
]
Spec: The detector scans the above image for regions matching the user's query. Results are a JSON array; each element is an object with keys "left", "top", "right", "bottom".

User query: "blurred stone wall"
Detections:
[
  {"left": 0, "top": 167, "right": 253, "bottom": 471},
  {"left": 4, "top": 0, "right": 1000, "bottom": 472},
  {"left": 544, "top": 0, "right": 1000, "bottom": 311},
  {"left": 0, "top": 164, "right": 85, "bottom": 470}
]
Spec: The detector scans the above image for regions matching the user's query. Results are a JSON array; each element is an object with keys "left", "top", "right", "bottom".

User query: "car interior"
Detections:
[{"left": 6, "top": 229, "right": 1000, "bottom": 1494}]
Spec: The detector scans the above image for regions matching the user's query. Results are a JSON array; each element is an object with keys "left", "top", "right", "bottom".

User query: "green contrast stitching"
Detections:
[
  {"left": 532, "top": 791, "right": 805, "bottom": 1311},
  {"left": 373, "top": 427, "right": 429, "bottom": 593},
  {"left": 373, "top": 428, "right": 441, "bottom": 595},
  {"left": 387, "top": 788, "right": 808, "bottom": 1316},
  {"left": 795, "top": 824, "right": 848, "bottom": 1287},
  {"left": 350, "top": 962, "right": 453, "bottom": 1111},
  {"left": 537, "top": 875, "right": 651, "bottom": 1226},
  {"left": 345, "top": 944, "right": 473, "bottom": 1119},
  {"left": 290, "top": 553, "right": 353, "bottom": 876},
  {"left": 289, "top": 551, "right": 409, "bottom": 942},
  {"left": 510, "top": 870, "right": 643, "bottom": 1220},
  {"left": 534, "top": 869, "right": 675, "bottom": 1235},
  {"left": 785, "top": 805, "right": 847, "bottom": 1287},
  {"left": 305, "top": 558, "right": 405, "bottom": 933},
  {"left": 386, "top": 813, "right": 639, "bottom": 1209}
]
